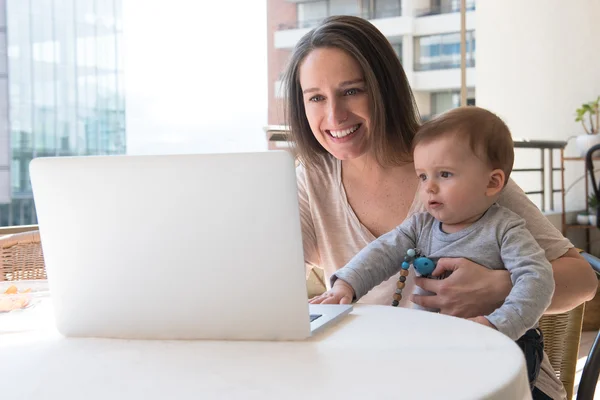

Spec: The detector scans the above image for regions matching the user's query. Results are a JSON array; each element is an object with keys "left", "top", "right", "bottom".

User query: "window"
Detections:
[
  {"left": 414, "top": 31, "right": 476, "bottom": 71},
  {"left": 329, "top": 0, "right": 360, "bottom": 16},
  {"left": 297, "top": 1, "right": 328, "bottom": 29},
  {"left": 391, "top": 42, "right": 402, "bottom": 64},
  {"left": 374, "top": 0, "right": 401, "bottom": 18},
  {"left": 431, "top": 90, "right": 476, "bottom": 115}
]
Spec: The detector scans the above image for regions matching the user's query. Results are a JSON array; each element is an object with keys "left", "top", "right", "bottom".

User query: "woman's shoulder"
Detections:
[
  {"left": 295, "top": 153, "right": 339, "bottom": 184},
  {"left": 497, "top": 179, "right": 531, "bottom": 209}
]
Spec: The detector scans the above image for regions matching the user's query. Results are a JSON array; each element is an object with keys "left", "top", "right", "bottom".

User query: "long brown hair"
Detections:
[{"left": 282, "top": 15, "right": 420, "bottom": 167}]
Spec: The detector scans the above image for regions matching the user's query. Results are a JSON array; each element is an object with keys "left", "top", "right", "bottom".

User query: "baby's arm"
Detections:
[
  {"left": 484, "top": 217, "right": 555, "bottom": 340},
  {"left": 330, "top": 217, "right": 418, "bottom": 300}
]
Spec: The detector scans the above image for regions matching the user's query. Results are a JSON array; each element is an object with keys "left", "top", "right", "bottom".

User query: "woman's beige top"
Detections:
[
  {"left": 297, "top": 155, "right": 572, "bottom": 304},
  {"left": 297, "top": 154, "right": 571, "bottom": 399}
]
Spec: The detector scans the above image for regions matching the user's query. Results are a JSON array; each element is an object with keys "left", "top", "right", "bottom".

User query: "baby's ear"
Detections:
[{"left": 486, "top": 169, "right": 505, "bottom": 197}]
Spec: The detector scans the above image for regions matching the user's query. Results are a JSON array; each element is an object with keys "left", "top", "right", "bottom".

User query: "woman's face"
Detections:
[{"left": 298, "top": 47, "right": 371, "bottom": 161}]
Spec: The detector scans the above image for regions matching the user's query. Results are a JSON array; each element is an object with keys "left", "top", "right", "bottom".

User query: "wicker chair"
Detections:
[
  {"left": 539, "top": 251, "right": 600, "bottom": 400},
  {"left": 0, "top": 230, "right": 46, "bottom": 281},
  {"left": 539, "top": 304, "right": 585, "bottom": 399}
]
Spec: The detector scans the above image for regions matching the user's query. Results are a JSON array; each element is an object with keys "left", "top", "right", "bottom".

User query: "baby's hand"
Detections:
[
  {"left": 468, "top": 316, "right": 497, "bottom": 330},
  {"left": 309, "top": 280, "right": 354, "bottom": 305}
]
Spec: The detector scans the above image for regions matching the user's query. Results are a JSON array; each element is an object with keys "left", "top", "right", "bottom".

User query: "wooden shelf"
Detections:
[
  {"left": 565, "top": 224, "right": 599, "bottom": 230},
  {"left": 563, "top": 157, "right": 600, "bottom": 161}
]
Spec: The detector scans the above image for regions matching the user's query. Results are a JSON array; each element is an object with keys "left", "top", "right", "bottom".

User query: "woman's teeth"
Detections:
[{"left": 328, "top": 124, "right": 360, "bottom": 138}]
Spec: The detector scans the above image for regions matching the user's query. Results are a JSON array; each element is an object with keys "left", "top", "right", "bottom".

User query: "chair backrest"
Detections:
[
  {"left": 0, "top": 230, "right": 46, "bottom": 281},
  {"left": 539, "top": 303, "right": 585, "bottom": 399},
  {"left": 585, "top": 144, "right": 600, "bottom": 228}
]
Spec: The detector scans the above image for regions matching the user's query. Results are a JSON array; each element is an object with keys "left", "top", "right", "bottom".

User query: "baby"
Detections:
[{"left": 311, "top": 106, "right": 555, "bottom": 392}]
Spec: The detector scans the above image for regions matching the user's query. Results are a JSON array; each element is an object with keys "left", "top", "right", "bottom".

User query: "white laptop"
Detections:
[{"left": 29, "top": 151, "right": 352, "bottom": 340}]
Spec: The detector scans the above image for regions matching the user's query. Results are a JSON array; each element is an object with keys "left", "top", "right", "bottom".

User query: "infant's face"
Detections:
[{"left": 414, "top": 135, "right": 496, "bottom": 230}]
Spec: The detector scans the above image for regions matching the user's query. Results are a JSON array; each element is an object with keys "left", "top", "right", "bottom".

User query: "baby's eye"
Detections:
[
  {"left": 309, "top": 95, "right": 325, "bottom": 102},
  {"left": 440, "top": 171, "right": 453, "bottom": 178},
  {"left": 418, "top": 173, "right": 427, "bottom": 182}
]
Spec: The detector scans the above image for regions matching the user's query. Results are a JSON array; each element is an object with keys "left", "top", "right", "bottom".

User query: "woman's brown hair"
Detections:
[{"left": 282, "top": 15, "right": 420, "bottom": 167}]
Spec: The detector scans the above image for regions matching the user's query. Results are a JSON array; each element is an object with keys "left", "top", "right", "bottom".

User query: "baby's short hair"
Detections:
[{"left": 413, "top": 106, "right": 514, "bottom": 184}]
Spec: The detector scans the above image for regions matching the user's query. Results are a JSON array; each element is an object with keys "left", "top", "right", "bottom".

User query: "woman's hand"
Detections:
[
  {"left": 410, "top": 258, "right": 512, "bottom": 318},
  {"left": 309, "top": 279, "right": 354, "bottom": 305}
]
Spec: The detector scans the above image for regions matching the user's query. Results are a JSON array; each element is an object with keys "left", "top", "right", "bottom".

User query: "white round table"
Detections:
[{"left": 0, "top": 303, "right": 531, "bottom": 400}]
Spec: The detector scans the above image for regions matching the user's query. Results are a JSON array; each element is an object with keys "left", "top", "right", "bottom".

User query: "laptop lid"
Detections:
[{"left": 30, "top": 151, "right": 312, "bottom": 340}]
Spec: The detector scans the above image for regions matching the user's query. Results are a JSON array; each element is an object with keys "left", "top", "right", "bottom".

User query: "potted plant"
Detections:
[
  {"left": 590, "top": 194, "right": 599, "bottom": 226},
  {"left": 577, "top": 210, "right": 590, "bottom": 225},
  {"left": 575, "top": 96, "right": 600, "bottom": 156}
]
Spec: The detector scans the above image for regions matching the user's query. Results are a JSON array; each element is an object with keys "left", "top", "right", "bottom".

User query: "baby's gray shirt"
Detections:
[{"left": 331, "top": 203, "right": 555, "bottom": 340}]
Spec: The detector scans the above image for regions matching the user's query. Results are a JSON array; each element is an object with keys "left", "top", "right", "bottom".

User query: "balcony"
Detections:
[
  {"left": 274, "top": 8, "right": 408, "bottom": 49},
  {"left": 414, "top": 58, "right": 475, "bottom": 72},
  {"left": 412, "top": 66, "right": 475, "bottom": 91},
  {"left": 414, "top": 2, "right": 475, "bottom": 17}
]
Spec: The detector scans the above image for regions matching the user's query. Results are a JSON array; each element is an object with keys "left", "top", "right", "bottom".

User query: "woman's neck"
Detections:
[{"left": 341, "top": 154, "right": 413, "bottom": 181}]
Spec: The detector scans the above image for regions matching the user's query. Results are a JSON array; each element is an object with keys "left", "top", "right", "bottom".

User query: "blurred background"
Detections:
[{"left": 1, "top": 0, "right": 600, "bottom": 259}]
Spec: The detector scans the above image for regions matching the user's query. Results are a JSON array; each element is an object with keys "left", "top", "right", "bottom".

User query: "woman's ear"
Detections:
[{"left": 486, "top": 169, "right": 506, "bottom": 197}]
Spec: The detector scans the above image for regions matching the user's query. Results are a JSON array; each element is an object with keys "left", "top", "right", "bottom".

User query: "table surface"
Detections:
[{"left": 0, "top": 302, "right": 531, "bottom": 400}]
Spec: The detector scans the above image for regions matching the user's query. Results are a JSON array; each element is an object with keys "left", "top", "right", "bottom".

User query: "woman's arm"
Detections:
[
  {"left": 411, "top": 248, "right": 597, "bottom": 317},
  {"left": 546, "top": 248, "right": 597, "bottom": 314},
  {"left": 498, "top": 180, "right": 598, "bottom": 312}
]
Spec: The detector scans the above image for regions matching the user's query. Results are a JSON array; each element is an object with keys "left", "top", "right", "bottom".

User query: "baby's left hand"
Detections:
[{"left": 468, "top": 316, "right": 497, "bottom": 330}]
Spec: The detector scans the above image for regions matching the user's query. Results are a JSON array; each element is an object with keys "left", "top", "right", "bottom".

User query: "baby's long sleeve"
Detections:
[
  {"left": 331, "top": 216, "right": 418, "bottom": 300},
  {"left": 486, "top": 218, "right": 555, "bottom": 340}
]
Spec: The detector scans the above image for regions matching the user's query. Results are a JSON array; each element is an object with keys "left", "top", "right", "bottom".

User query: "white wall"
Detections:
[
  {"left": 413, "top": 90, "right": 430, "bottom": 116},
  {"left": 413, "top": 67, "right": 475, "bottom": 91},
  {"left": 476, "top": 0, "right": 600, "bottom": 212},
  {"left": 413, "top": 10, "right": 475, "bottom": 36},
  {"left": 123, "top": 1, "right": 268, "bottom": 155}
]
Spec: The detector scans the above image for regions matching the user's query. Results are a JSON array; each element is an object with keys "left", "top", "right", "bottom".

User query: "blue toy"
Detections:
[{"left": 392, "top": 248, "right": 436, "bottom": 307}]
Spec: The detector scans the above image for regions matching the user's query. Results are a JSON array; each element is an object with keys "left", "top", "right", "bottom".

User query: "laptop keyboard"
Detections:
[{"left": 309, "top": 314, "right": 322, "bottom": 323}]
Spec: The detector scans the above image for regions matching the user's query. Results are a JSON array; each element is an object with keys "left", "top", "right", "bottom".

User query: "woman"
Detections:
[{"left": 282, "top": 15, "right": 596, "bottom": 399}]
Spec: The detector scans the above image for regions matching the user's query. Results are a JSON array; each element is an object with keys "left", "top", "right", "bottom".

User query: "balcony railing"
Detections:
[
  {"left": 277, "top": 7, "right": 401, "bottom": 31},
  {"left": 415, "top": 3, "right": 475, "bottom": 17},
  {"left": 513, "top": 139, "right": 567, "bottom": 212},
  {"left": 414, "top": 59, "right": 475, "bottom": 71}
]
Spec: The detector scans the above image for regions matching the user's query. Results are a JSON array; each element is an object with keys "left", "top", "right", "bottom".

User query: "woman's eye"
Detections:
[
  {"left": 440, "top": 171, "right": 452, "bottom": 178},
  {"left": 309, "top": 95, "right": 324, "bottom": 102},
  {"left": 345, "top": 88, "right": 359, "bottom": 96}
]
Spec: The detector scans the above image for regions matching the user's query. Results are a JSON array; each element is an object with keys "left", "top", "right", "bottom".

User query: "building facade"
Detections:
[
  {"left": 0, "top": 0, "right": 125, "bottom": 226},
  {"left": 267, "top": 0, "right": 476, "bottom": 142}
]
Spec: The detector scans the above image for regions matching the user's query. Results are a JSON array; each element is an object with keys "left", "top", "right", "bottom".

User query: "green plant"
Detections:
[
  {"left": 575, "top": 96, "right": 600, "bottom": 134},
  {"left": 590, "top": 193, "right": 599, "bottom": 210}
]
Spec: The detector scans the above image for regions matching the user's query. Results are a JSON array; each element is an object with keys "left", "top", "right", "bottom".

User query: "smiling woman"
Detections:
[
  {"left": 282, "top": 16, "right": 419, "bottom": 168},
  {"left": 299, "top": 48, "right": 371, "bottom": 161},
  {"left": 281, "top": 17, "right": 597, "bottom": 400},
  {"left": 282, "top": 13, "right": 595, "bottom": 305}
]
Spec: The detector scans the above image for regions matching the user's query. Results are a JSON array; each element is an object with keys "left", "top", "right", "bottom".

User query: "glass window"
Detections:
[
  {"left": 329, "top": 0, "right": 360, "bottom": 16},
  {"left": 374, "top": 0, "right": 401, "bottom": 18},
  {"left": 3, "top": 0, "right": 125, "bottom": 226},
  {"left": 297, "top": 1, "right": 328, "bottom": 29},
  {"left": 432, "top": 91, "right": 460, "bottom": 115},
  {"left": 391, "top": 41, "right": 402, "bottom": 64},
  {"left": 414, "top": 31, "right": 475, "bottom": 71}
]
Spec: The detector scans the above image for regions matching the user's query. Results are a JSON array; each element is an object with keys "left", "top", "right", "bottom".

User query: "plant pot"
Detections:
[
  {"left": 575, "top": 134, "right": 600, "bottom": 157},
  {"left": 590, "top": 214, "right": 598, "bottom": 226},
  {"left": 577, "top": 213, "right": 590, "bottom": 225}
]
